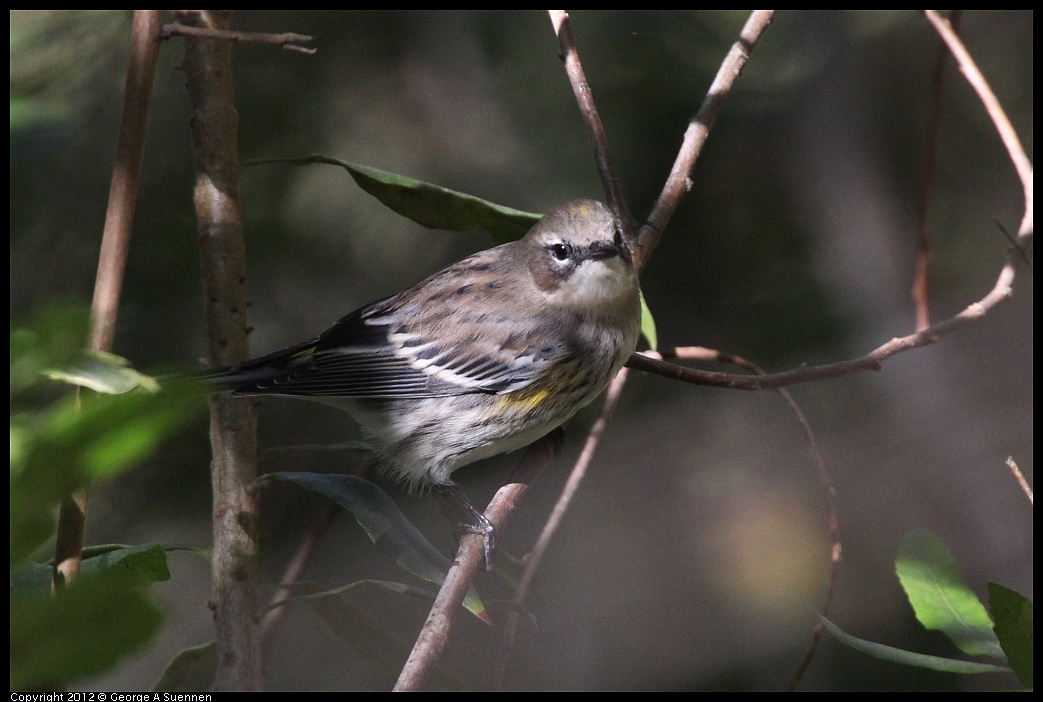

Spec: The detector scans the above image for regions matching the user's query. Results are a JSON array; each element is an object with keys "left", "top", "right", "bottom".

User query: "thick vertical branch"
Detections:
[
  {"left": 54, "top": 10, "right": 161, "bottom": 594},
  {"left": 175, "top": 9, "right": 262, "bottom": 692}
]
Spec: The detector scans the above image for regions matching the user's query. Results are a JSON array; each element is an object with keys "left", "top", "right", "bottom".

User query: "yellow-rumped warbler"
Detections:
[{"left": 208, "top": 200, "right": 641, "bottom": 554}]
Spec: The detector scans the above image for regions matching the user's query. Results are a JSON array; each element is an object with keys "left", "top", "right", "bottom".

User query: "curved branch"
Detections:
[
  {"left": 923, "top": 10, "right": 1032, "bottom": 243},
  {"left": 628, "top": 250, "right": 1018, "bottom": 390}
]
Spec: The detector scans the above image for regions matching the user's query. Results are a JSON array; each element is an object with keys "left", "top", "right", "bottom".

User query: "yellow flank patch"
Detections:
[{"left": 497, "top": 386, "right": 551, "bottom": 412}]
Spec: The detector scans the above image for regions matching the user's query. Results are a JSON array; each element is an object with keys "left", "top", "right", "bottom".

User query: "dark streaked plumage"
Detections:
[{"left": 208, "top": 200, "right": 641, "bottom": 494}]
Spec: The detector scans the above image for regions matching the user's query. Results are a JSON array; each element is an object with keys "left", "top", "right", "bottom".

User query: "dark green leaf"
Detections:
[
  {"left": 152, "top": 641, "right": 217, "bottom": 693},
  {"left": 10, "top": 577, "right": 164, "bottom": 689},
  {"left": 819, "top": 615, "right": 1012, "bottom": 675},
  {"left": 248, "top": 155, "right": 542, "bottom": 243},
  {"left": 12, "top": 543, "right": 171, "bottom": 594},
  {"left": 271, "top": 472, "right": 487, "bottom": 620},
  {"left": 988, "top": 582, "right": 1033, "bottom": 688},
  {"left": 896, "top": 528, "right": 1004, "bottom": 658}
]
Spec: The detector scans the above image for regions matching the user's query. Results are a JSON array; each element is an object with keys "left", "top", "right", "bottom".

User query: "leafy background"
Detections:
[{"left": 10, "top": 10, "right": 1032, "bottom": 690}]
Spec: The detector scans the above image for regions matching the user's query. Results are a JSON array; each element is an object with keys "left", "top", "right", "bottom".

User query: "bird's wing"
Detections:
[{"left": 209, "top": 293, "right": 567, "bottom": 399}]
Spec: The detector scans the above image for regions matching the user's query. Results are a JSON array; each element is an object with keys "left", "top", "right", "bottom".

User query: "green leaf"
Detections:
[
  {"left": 896, "top": 528, "right": 1005, "bottom": 659},
  {"left": 247, "top": 155, "right": 542, "bottom": 243},
  {"left": 42, "top": 349, "right": 160, "bottom": 394},
  {"left": 271, "top": 472, "right": 487, "bottom": 621},
  {"left": 988, "top": 582, "right": 1033, "bottom": 688},
  {"left": 819, "top": 615, "right": 1012, "bottom": 675},
  {"left": 639, "top": 290, "right": 657, "bottom": 351},
  {"left": 12, "top": 543, "right": 171, "bottom": 594},
  {"left": 11, "top": 306, "right": 90, "bottom": 397},
  {"left": 152, "top": 641, "right": 217, "bottom": 693},
  {"left": 11, "top": 383, "right": 203, "bottom": 565},
  {"left": 10, "top": 577, "right": 164, "bottom": 689}
]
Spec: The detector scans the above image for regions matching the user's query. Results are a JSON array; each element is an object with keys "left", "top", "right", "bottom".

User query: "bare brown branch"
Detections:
[
  {"left": 627, "top": 256, "right": 1016, "bottom": 390},
  {"left": 1006, "top": 457, "right": 1033, "bottom": 505},
  {"left": 494, "top": 368, "right": 631, "bottom": 689},
  {"left": 912, "top": 11, "right": 962, "bottom": 332},
  {"left": 176, "top": 9, "right": 263, "bottom": 692},
  {"left": 161, "top": 23, "right": 316, "bottom": 54},
  {"left": 633, "top": 13, "right": 1031, "bottom": 394},
  {"left": 54, "top": 10, "right": 162, "bottom": 596},
  {"left": 548, "top": 10, "right": 634, "bottom": 254},
  {"left": 394, "top": 436, "right": 557, "bottom": 691},
  {"left": 636, "top": 10, "right": 775, "bottom": 272},
  {"left": 258, "top": 504, "right": 341, "bottom": 657},
  {"left": 923, "top": 10, "right": 1033, "bottom": 243}
]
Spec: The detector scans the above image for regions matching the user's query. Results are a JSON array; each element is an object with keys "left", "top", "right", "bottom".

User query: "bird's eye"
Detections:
[{"left": 549, "top": 243, "right": 570, "bottom": 261}]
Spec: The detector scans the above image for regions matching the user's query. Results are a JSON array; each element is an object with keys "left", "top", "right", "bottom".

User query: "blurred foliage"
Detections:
[{"left": 10, "top": 307, "right": 203, "bottom": 688}]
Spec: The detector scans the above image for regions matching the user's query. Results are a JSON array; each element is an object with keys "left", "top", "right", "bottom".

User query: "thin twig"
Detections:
[
  {"left": 394, "top": 435, "right": 557, "bottom": 692},
  {"left": 631, "top": 13, "right": 1033, "bottom": 392},
  {"left": 493, "top": 368, "right": 631, "bottom": 689},
  {"left": 637, "top": 10, "right": 775, "bottom": 273},
  {"left": 175, "top": 9, "right": 263, "bottom": 692},
  {"left": 54, "top": 10, "right": 162, "bottom": 595},
  {"left": 548, "top": 10, "right": 634, "bottom": 254},
  {"left": 258, "top": 503, "right": 342, "bottom": 656},
  {"left": 160, "top": 23, "right": 316, "bottom": 54},
  {"left": 627, "top": 254, "right": 1018, "bottom": 389},
  {"left": 641, "top": 346, "right": 841, "bottom": 690},
  {"left": 1006, "top": 457, "right": 1033, "bottom": 505},
  {"left": 636, "top": 347, "right": 841, "bottom": 689},
  {"left": 923, "top": 11, "right": 1033, "bottom": 243},
  {"left": 913, "top": 11, "right": 961, "bottom": 331}
]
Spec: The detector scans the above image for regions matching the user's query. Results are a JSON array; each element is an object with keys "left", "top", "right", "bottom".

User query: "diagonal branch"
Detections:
[
  {"left": 637, "top": 10, "right": 775, "bottom": 272},
  {"left": 494, "top": 368, "right": 631, "bottom": 689},
  {"left": 631, "top": 11, "right": 1033, "bottom": 394},
  {"left": 393, "top": 436, "right": 557, "bottom": 692},
  {"left": 548, "top": 10, "right": 634, "bottom": 253}
]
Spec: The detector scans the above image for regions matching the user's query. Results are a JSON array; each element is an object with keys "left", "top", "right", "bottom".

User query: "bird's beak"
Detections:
[{"left": 588, "top": 239, "right": 631, "bottom": 265}]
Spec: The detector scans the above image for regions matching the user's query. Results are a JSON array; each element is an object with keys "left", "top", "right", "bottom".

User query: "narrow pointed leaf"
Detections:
[
  {"left": 42, "top": 349, "right": 159, "bottom": 394},
  {"left": 152, "top": 641, "right": 217, "bottom": 693},
  {"left": 272, "top": 472, "right": 486, "bottom": 620},
  {"left": 819, "top": 616, "right": 1012, "bottom": 675},
  {"left": 248, "top": 155, "right": 542, "bottom": 243}
]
